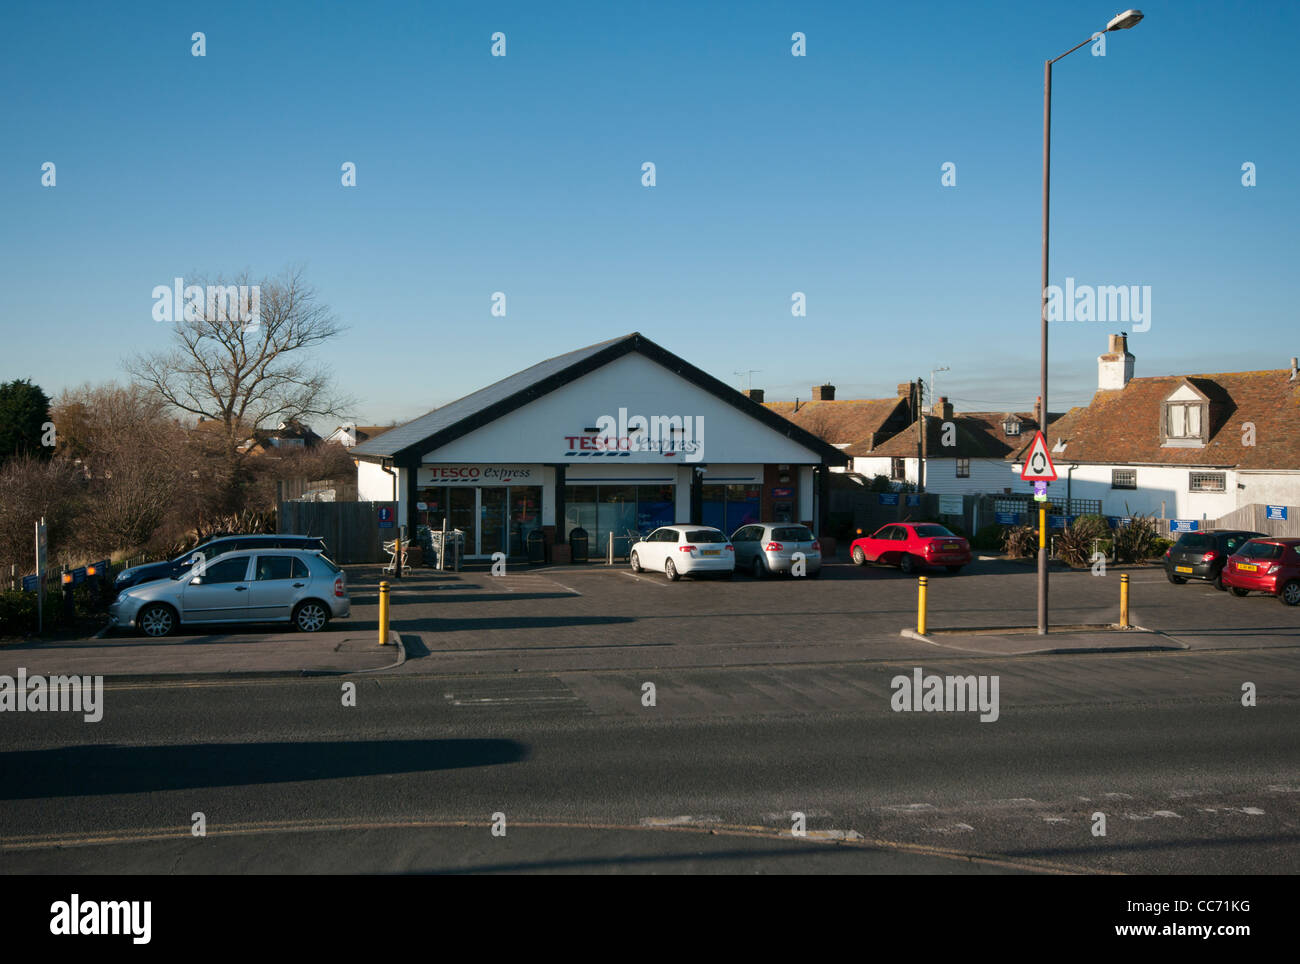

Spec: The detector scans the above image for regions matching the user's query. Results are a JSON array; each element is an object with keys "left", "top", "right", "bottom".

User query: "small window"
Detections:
[
  {"left": 1167, "top": 402, "right": 1204, "bottom": 439},
  {"left": 254, "top": 556, "right": 296, "bottom": 581},
  {"left": 956, "top": 458, "right": 970, "bottom": 478},
  {"left": 1112, "top": 469, "right": 1137, "bottom": 489},
  {"left": 1189, "top": 471, "right": 1225, "bottom": 493},
  {"left": 199, "top": 556, "right": 250, "bottom": 584},
  {"left": 890, "top": 458, "right": 906, "bottom": 481}
]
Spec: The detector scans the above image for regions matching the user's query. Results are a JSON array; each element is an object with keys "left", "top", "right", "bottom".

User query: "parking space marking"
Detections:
[{"left": 617, "top": 570, "right": 669, "bottom": 587}]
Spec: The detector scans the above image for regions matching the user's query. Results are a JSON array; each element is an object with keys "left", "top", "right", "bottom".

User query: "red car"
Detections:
[
  {"left": 1221, "top": 537, "right": 1300, "bottom": 606},
  {"left": 849, "top": 522, "right": 972, "bottom": 574}
]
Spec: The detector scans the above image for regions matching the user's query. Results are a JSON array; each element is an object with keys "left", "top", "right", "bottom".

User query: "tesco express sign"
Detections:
[{"left": 422, "top": 465, "right": 535, "bottom": 485}]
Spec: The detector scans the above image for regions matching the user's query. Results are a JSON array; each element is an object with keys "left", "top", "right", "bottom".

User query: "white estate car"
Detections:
[{"left": 629, "top": 525, "right": 735, "bottom": 581}]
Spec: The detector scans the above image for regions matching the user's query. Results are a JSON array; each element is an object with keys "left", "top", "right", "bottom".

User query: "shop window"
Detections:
[{"left": 703, "top": 483, "right": 761, "bottom": 533}]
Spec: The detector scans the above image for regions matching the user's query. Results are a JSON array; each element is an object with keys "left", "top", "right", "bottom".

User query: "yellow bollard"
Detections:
[
  {"left": 1039, "top": 507, "right": 1046, "bottom": 549},
  {"left": 378, "top": 580, "right": 390, "bottom": 645},
  {"left": 1119, "top": 573, "right": 1130, "bottom": 629},
  {"left": 917, "top": 575, "right": 928, "bottom": 636}
]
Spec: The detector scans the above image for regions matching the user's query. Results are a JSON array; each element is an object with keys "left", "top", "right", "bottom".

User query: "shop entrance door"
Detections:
[
  {"left": 480, "top": 487, "right": 508, "bottom": 557},
  {"left": 449, "top": 488, "right": 476, "bottom": 557}
]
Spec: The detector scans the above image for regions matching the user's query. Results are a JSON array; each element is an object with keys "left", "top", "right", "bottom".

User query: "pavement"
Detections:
[{"left": 0, "top": 630, "right": 402, "bottom": 680}]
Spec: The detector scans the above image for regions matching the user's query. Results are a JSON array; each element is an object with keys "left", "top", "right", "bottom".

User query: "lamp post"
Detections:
[{"left": 1038, "top": 9, "right": 1143, "bottom": 635}]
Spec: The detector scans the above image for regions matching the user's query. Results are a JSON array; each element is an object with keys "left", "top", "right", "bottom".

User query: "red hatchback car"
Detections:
[
  {"left": 849, "top": 522, "right": 972, "bottom": 574},
  {"left": 1221, "top": 537, "right": 1300, "bottom": 606}
]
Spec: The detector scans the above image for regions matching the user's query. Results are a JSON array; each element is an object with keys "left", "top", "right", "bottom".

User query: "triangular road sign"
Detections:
[{"left": 1020, "top": 430, "right": 1058, "bottom": 481}]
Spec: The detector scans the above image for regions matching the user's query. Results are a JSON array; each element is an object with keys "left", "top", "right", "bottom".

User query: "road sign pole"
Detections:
[
  {"left": 1038, "top": 507, "right": 1047, "bottom": 634},
  {"left": 1020, "top": 432, "right": 1056, "bottom": 636}
]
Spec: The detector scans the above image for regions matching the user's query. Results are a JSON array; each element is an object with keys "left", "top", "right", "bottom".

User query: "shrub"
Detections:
[
  {"left": 1001, "top": 524, "right": 1038, "bottom": 558},
  {"left": 972, "top": 523, "right": 1005, "bottom": 551},
  {"left": 1113, "top": 513, "right": 1162, "bottom": 563},
  {"left": 1055, "top": 515, "right": 1109, "bottom": 568},
  {"left": 0, "top": 590, "right": 61, "bottom": 638}
]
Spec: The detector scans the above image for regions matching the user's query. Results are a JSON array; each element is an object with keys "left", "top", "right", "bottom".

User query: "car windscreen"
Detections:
[
  {"left": 913, "top": 525, "right": 956, "bottom": 538},
  {"left": 1238, "top": 541, "right": 1285, "bottom": 560},
  {"left": 685, "top": 530, "right": 726, "bottom": 543},
  {"left": 772, "top": 527, "right": 814, "bottom": 542}
]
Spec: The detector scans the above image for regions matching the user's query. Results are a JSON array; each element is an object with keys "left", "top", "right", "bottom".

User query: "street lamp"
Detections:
[{"left": 1038, "top": 10, "right": 1144, "bottom": 635}]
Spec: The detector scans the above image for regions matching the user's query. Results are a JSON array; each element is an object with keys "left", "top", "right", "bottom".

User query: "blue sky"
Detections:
[{"left": 2, "top": 0, "right": 1296, "bottom": 427}]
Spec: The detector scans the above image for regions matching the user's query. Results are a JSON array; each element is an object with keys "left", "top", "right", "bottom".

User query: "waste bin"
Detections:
[
  {"left": 568, "top": 526, "right": 589, "bottom": 563},
  {"left": 526, "top": 529, "right": 545, "bottom": 564}
]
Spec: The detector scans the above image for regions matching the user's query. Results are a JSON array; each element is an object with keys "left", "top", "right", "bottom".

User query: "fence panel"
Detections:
[{"left": 278, "top": 501, "right": 396, "bottom": 564}]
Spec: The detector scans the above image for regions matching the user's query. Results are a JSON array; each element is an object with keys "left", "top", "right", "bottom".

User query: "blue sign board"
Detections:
[
  {"left": 21, "top": 574, "right": 38, "bottom": 592},
  {"left": 1048, "top": 515, "right": 1069, "bottom": 529},
  {"left": 1266, "top": 505, "right": 1288, "bottom": 521},
  {"left": 1170, "top": 519, "right": 1199, "bottom": 533},
  {"left": 995, "top": 511, "right": 1022, "bottom": 525},
  {"left": 1106, "top": 516, "right": 1132, "bottom": 529},
  {"left": 877, "top": 493, "right": 899, "bottom": 506},
  {"left": 905, "top": 494, "right": 921, "bottom": 507},
  {"left": 378, "top": 506, "right": 395, "bottom": 529}
]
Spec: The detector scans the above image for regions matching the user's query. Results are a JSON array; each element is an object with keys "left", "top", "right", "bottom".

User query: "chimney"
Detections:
[
  {"left": 793, "top": 396, "right": 800, "bottom": 413},
  {"left": 812, "top": 384, "right": 835, "bottom": 401},
  {"left": 1290, "top": 357, "right": 1297, "bottom": 381},
  {"left": 897, "top": 383, "right": 912, "bottom": 398},
  {"left": 744, "top": 388, "right": 765, "bottom": 403},
  {"left": 1033, "top": 395, "right": 1041, "bottom": 426},
  {"left": 1098, "top": 331, "right": 1135, "bottom": 390},
  {"left": 931, "top": 395, "right": 953, "bottom": 420}
]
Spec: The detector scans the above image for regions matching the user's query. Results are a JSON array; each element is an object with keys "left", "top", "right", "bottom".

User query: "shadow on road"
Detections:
[{"left": 0, "top": 739, "right": 530, "bottom": 799}]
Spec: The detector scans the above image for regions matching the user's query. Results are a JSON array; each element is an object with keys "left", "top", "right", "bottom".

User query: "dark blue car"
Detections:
[{"left": 113, "top": 535, "right": 327, "bottom": 592}]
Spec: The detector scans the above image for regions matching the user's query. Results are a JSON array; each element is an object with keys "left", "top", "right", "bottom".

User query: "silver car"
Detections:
[
  {"left": 108, "top": 549, "right": 350, "bottom": 637},
  {"left": 731, "top": 523, "right": 823, "bottom": 578}
]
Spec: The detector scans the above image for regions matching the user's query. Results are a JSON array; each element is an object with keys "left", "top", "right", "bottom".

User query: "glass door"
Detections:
[
  {"left": 449, "top": 488, "right": 476, "bottom": 555},
  {"left": 480, "top": 487, "right": 508, "bottom": 557}
]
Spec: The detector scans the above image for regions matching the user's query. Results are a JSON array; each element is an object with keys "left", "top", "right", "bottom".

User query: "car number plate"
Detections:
[
  {"left": 702, "top": 549, "right": 719, "bottom": 556},
  {"left": 1175, "top": 566, "right": 1194, "bottom": 574},
  {"left": 1237, "top": 563, "right": 1257, "bottom": 572},
  {"left": 945, "top": 542, "right": 960, "bottom": 549}
]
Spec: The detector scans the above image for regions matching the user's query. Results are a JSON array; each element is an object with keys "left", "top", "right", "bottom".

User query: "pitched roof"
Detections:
[
  {"left": 764, "top": 397, "right": 910, "bottom": 449},
  {"left": 1049, "top": 370, "right": 1300, "bottom": 468},
  {"left": 351, "top": 332, "right": 848, "bottom": 466},
  {"left": 865, "top": 411, "right": 1043, "bottom": 460}
]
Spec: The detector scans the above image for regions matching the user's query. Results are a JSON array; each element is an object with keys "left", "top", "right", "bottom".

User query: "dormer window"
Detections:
[
  {"left": 1161, "top": 383, "right": 1209, "bottom": 447},
  {"left": 1002, "top": 416, "right": 1022, "bottom": 437}
]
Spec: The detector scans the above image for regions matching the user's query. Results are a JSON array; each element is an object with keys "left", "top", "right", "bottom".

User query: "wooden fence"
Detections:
[
  {"left": 278, "top": 501, "right": 397, "bottom": 564},
  {"left": 1209, "top": 503, "right": 1300, "bottom": 538}
]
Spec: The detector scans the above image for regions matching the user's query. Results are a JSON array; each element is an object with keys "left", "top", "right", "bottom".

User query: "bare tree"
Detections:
[{"left": 126, "top": 267, "right": 355, "bottom": 509}]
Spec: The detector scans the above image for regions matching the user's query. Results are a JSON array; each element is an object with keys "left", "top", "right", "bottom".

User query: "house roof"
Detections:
[
  {"left": 351, "top": 332, "right": 849, "bottom": 466},
  {"left": 765, "top": 397, "right": 910, "bottom": 450},
  {"left": 865, "top": 411, "right": 1044, "bottom": 460},
  {"left": 1046, "top": 370, "right": 1300, "bottom": 468}
]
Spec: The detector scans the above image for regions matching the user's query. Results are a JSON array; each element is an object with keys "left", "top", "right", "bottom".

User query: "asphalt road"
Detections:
[{"left": 2, "top": 646, "right": 1296, "bottom": 874}]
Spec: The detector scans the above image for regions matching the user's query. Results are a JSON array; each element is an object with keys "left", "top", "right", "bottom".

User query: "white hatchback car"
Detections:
[
  {"left": 629, "top": 525, "right": 735, "bottom": 581},
  {"left": 108, "top": 549, "right": 350, "bottom": 636}
]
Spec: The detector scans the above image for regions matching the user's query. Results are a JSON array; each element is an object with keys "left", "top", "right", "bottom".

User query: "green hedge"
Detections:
[{"left": 0, "top": 590, "right": 62, "bottom": 637}]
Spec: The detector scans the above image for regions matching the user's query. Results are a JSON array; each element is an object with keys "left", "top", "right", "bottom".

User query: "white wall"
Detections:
[
  {"left": 1040, "top": 464, "right": 1237, "bottom": 522},
  {"left": 357, "top": 460, "right": 398, "bottom": 503},
  {"left": 1235, "top": 471, "right": 1300, "bottom": 508}
]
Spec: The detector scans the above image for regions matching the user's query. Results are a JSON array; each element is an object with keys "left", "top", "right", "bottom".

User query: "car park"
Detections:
[
  {"left": 1221, "top": 537, "right": 1300, "bottom": 606},
  {"left": 1164, "top": 529, "right": 1263, "bottom": 590},
  {"left": 113, "top": 534, "right": 328, "bottom": 592},
  {"left": 629, "top": 525, "right": 735, "bottom": 581},
  {"left": 108, "top": 549, "right": 350, "bottom": 636},
  {"left": 731, "top": 523, "right": 822, "bottom": 578},
  {"left": 849, "top": 522, "right": 971, "bottom": 574}
]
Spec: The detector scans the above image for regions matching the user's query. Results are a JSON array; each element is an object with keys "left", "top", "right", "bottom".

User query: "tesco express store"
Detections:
[{"left": 352, "top": 333, "right": 846, "bottom": 560}]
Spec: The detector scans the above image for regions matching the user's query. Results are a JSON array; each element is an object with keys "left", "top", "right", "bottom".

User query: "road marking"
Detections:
[
  {"left": 0, "top": 817, "right": 1109, "bottom": 874},
  {"left": 617, "top": 570, "right": 667, "bottom": 587}
]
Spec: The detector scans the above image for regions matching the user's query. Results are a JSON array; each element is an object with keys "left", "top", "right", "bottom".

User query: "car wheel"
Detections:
[
  {"left": 1230, "top": 587, "right": 1250, "bottom": 597},
  {"left": 1281, "top": 580, "right": 1300, "bottom": 607},
  {"left": 630, "top": 551, "right": 642, "bottom": 573},
  {"left": 851, "top": 546, "right": 866, "bottom": 567},
  {"left": 137, "top": 603, "right": 176, "bottom": 638},
  {"left": 293, "top": 600, "right": 330, "bottom": 632},
  {"left": 899, "top": 554, "right": 917, "bottom": 575},
  {"left": 946, "top": 565, "right": 963, "bottom": 574},
  {"left": 1166, "top": 570, "right": 1187, "bottom": 585},
  {"left": 665, "top": 558, "right": 680, "bottom": 582},
  {"left": 752, "top": 556, "right": 766, "bottom": 579},
  {"left": 1212, "top": 569, "right": 1227, "bottom": 591}
]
